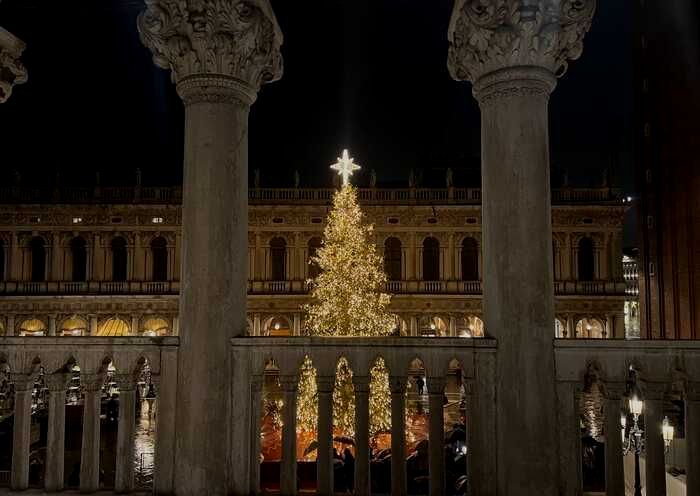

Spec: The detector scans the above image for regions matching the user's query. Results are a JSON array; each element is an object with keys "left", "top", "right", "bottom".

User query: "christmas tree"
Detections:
[{"left": 297, "top": 150, "right": 393, "bottom": 439}]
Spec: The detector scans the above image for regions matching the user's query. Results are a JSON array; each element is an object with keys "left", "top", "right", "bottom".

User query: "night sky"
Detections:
[{"left": 0, "top": 0, "right": 633, "bottom": 191}]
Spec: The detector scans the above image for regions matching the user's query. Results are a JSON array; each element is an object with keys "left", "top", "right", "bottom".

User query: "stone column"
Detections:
[
  {"left": 390, "top": 376, "right": 407, "bottom": 496},
  {"left": 687, "top": 384, "right": 700, "bottom": 496},
  {"left": 448, "top": 3, "right": 595, "bottom": 494},
  {"left": 10, "top": 375, "right": 33, "bottom": 490},
  {"left": 249, "top": 377, "right": 263, "bottom": 495},
  {"left": 154, "top": 347, "right": 178, "bottom": 495},
  {"left": 644, "top": 389, "right": 667, "bottom": 496},
  {"left": 604, "top": 385, "right": 625, "bottom": 496},
  {"left": 6, "top": 314, "right": 15, "bottom": 336},
  {"left": 279, "top": 375, "right": 298, "bottom": 496},
  {"left": 131, "top": 314, "right": 140, "bottom": 335},
  {"left": 0, "top": 26, "right": 28, "bottom": 103},
  {"left": 115, "top": 375, "right": 137, "bottom": 493},
  {"left": 428, "top": 377, "right": 446, "bottom": 496},
  {"left": 353, "top": 375, "right": 371, "bottom": 496},
  {"left": 316, "top": 376, "right": 334, "bottom": 496},
  {"left": 138, "top": 3, "right": 282, "bottom": 494},
  {"left": 80, "top": 373, "right": 104, "bottom": 493},
  {"left": 48, "top": 313, "right": 57, "bottom": 336},
  {"left": 89, "top": 314, "right": 98, "bottom": 336},
  {"left": 44, "top": 373, "right": 70, "bottom": 492},
  {"left": 51, "top": 232, "right": 62, "bottom": 280},
  {"left": 556, "top": 382, "right": 582, "bottom": 496}
]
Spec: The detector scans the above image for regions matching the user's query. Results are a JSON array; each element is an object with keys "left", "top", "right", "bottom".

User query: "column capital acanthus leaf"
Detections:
[
  {"left": 448, "top": 0, "right": 596, "bottom": 85},
  {"left": 138, "top": 0, "right": 283, "bottom": 102},
  {"left": 0, "top": 26, "right": 28, "bottom": 103}
]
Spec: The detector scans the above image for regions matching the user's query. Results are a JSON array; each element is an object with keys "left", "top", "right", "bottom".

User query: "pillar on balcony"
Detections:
[
  {"left": 10, "top": 375, "right": 33, "bottom": 490},
  {"left": 644, "top": 387, "right": 667, "bottom": 496},
  {"left": 138, "top": 2, "right": 282, "bottom": 494},
  {"left": 428, "top": 377, "right": 446, "bottom": 496},
  {"left": 44, "top": 373, "right": 70, "bottom": 492},
  {"left": 687, "top": 383, "right": 700, "bottom": 496},
  {"left": 6, "top": 314, "right": 15, "bottom": 336},
  {"left": 48, "top": 313, "right": 57, "bottom": 336},
  {"left": 115, "top": 374, "right": 137, "bottom": 493},
  {"left": 449, "top": 3, "right": 596, "bottom": 492},
  {"left": 317, "top": 376, "right": 334, "bottom": 496},
  {"left": 80, "top": 373, "right": 105, "bottom": 493},
  {"left": 249, "top": 376, "right": 264, "bottom": 495},
  {"left": 448, "top": 316, "right": 457, "bottom": 337},
  {"left": 604, "top": 384, "right": 625, "bottom": 496},
  {"left": 89, "top": 314, "right": 98, "bottom": 336},
  {"left": 279, "top": 375, "right": 298, "bottom": 496},
  {"left": 131, "top": 314, "right": 140, "bottom": 335},
  {"left": 353, "top": 375, "right": 371, "bottom": 496},
  {"left": 390, "top": 376, "right": 407, "bottom": 496}
]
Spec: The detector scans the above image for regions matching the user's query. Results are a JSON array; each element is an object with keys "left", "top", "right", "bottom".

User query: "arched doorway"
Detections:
[
  {"left": 70, "top": 236, "right": 87, "bottom": 282},
  {"left": 460, "top": 237, "right": 479, "bottom": 280},
  {"left": 578, "top": 237, "right": 595, "bottom": 281},
  {"left": 270, "top": 237, "right": 287, "bottom": 281},
  {"left": 30, "top": 237, "right": 46, "bottom": 282},
  {"left": 151, "top": 237, "right": 168, "bottom": 282},
  {"left": 111, "top": 237, "right": 128, "bottom": 281},
  {"left": 384, "top": 237, "right": 402, "bottom": 281},
  {"left": 422, "top": 237, "right": 440, "bottom": 281}
]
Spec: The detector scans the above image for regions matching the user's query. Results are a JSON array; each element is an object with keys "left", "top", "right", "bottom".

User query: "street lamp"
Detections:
[
  {"left": 621, "top": 395, "right": 644, "bottom": 496},
  {"left": 662, "top": 416, "right": 675, "bottom": 452}
]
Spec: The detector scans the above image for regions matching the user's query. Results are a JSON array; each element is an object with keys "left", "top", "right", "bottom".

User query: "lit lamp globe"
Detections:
[
  {"left": 662, "top": 416, "right": 675, "bottom": 449},
  {"left": 629, "top": 395, "right": 643, "bottom": 416}
]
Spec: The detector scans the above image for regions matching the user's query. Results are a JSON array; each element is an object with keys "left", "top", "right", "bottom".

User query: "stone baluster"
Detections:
[
  {"left": 353, "top": 375, "right": 371, "bottom": 496},
  {"left": 44, "top": 373, "right": 71, "bottom": 492},
  {"left": 80, "top": 373, "right": 105, "bottom": 493},
  {"left": 279, "top": 375, "right": 298, "bottom": 496},
  {"left": 428, "top": 377, "right": 446, "bottom": 496},
  {"left": 644, "top": 386, "right": 667, "bottom": 496},
  {"left": 390, "top": 376, "right": 407, "bottom": 496},
  {"left": 115, "top": 374, "right": 137, "bottom": 493},
  {"left": 687, "top": 383, "right": 700, "bottom": 496},
  {"left": 316, "top": 376, "right": 334, "bottom": 496},
  {"left": 0, "top": 26, "right": 28, "bottom": 103},
  {"left": 556, "top": 382, "right": 582, "bottom": 495},
  {"left": 604, "top": 383, "right": 625, "bottom": 496},
  {"left": 138, "top": 1, "right": 282, "bottom": 493},
  {"left": 249, "top": 376, "right": 264, "bottom": 495},
  {"left": 448, "top": 2, "right": 596, "bottom": 493},
  {"left": 10, "top": 374, "right": 34, "bottom": 490}
]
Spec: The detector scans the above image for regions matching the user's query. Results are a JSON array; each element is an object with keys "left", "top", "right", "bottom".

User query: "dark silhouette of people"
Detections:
[
  {"left": 343, "top": 448, "right": 355, "bottom": 491},
  {"left": 67, "top": 462, "right": 80, "bottom": 487},
  {"left": 416, "top": 376, "right": 425, "bottom": 395}
]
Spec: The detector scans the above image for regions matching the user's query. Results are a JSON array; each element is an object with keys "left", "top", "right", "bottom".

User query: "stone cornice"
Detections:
[
  {"left": 448, "top": 0, "right": 596, "bottom": 85},
  {"left": 0, "top": 26, "right": 28, "bottom": 103},
  {"left": 137, "top": 0, "right": 283, "bottom": 102}
]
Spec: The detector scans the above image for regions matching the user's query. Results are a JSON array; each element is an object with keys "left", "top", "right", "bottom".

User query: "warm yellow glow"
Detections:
[
  {"left": 369, "top": 358, "right": 391, "bottom": 436},
  {"left": 97, "top": 318, "right": 130, "bottom": 336},
  {"left": 303, "top": 184, "right": 394, "bottom": 336},
  {"left": 330, "top": 149, "right": 361, "bottom": 186},
  {"left": 629, "top": 395, "right": 643, "bottom": 416},
  {"left": 61, "top": 316, "right": 87, "bottom": 335},
  {"left": 19, "top": 318, "right": 46, "bottom": 336},
  {"left": 662, "top": 416, "right": 674, "bottom": 444},
  {"left": 142, "top": 317, "right": 169, "bottom": 335},
  {"left": 297, "top": 356, "right": 318, "bottom": 432},
  {"left": 333, "top": 358, "right": 355, "bottom": 436}
]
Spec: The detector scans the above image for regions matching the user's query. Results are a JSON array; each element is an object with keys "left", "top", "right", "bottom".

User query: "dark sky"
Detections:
[{"left": 0, "top": 0, "right": 634, "bottom": 191}]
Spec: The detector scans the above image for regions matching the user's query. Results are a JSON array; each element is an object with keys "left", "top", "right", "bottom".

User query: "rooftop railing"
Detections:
[{"left": 0, "top": 186, "right": 623, "bottom": 205}]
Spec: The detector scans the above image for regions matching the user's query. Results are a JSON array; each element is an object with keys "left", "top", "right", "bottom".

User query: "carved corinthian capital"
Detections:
[
  {"left": 0, "top": 27, "right": 28, "bottom": 104},
  {"left": 448, "top": 0, "right": 596, "bottom": 84},
  {"left": 138, "top": 0, "right": 283, "bottom": 104}
]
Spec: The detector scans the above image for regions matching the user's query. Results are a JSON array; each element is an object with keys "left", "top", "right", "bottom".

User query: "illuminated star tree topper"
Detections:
[{"left": 330, "top": 149, "right": 361, "bottom": 186}]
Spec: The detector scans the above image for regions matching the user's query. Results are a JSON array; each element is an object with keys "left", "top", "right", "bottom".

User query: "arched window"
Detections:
[
  {"left": 578, "top": 237, "right": 595, "bottom": 281},
  {"left": 422, "top": 237, "right": 440, "bottom": 281},
  {"left": 151, "top": 237, "right": 168, "bottom": 282},
  {"left": 308, "top": 237, "right": 322, "bottom": 279},
  {"left": 270, "top": 237, "right": 287, "bottom": 281},
  {"left": 0, "top": 239, "right": 5, "bottom": 281},
  {"left": 111, "top": 237, "right": 128, "bottom": 282},
  {"left": 461, "top": 237, "right": 479, "bottom": 280},
  {"left": 70, "top": 237, "right": 87, "bottom": 282},
  {"left": 384, "top": 237, "right": 402, "bottom": 281},
  {"left": 30, "top": 237, "right": 46, "bottom": 282}
]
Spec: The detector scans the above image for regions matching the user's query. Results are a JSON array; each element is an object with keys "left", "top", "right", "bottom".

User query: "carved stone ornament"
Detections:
[
  {"left": 138, "top": 0, "right": 283, "bottom": 103},
  {"left": 0, "top": 26, "right": 28, "bottom": 103},
  {"left": 448, "top": 0, "right": 596, "bottom": 84}
]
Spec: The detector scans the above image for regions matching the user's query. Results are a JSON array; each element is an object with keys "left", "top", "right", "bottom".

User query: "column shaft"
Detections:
[
  {"left": 80, "top": 379, "right": 103, "bottom": 493},
  {"left": 316, "top": 378, "right": 334, "bottom": 496},
  {"left": 155, "top": 348, "right": 178, "bottom": 495},
  {"left": 390, "top": 377, "right": 407, "bottom": 496},
  {"left": 687, "top": 397, "right": 700, "bottom": 496},
  {"left": 644, "top": 397, "right": 667, "bottom": 496},
  {"left": 249, "top": 378, "right": 263, "bottom": 495},
  {"left": 280, "top": 377, "right": 298, "bottom": 496},
  {"left": 556, "top": 382, "right": 582, "bottom": 496},
  {"left": 45, "top": 376, "right": 69, "bottom": 492},
  {"left": 174, "top": 88, "right": 251, "bottom": 495},
  {"left": 604, "top": 396, "right": 625, "bottom": 496},
  {"left": 478, "top": 71, "right": 559, "bottom": 495},
  {"left": 353, "top": 377, "right": 370, "bottom": 496},
  {"left": 115, "top": 387, "right": 137, "bottom": 493},
  {"left": 428, "top": 379, "right": 446, "bottom": 496},
  {"left": 10, "top": 380, "right": 32, "bottom": 490}
]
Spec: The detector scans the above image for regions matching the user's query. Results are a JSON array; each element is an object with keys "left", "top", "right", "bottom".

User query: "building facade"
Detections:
[{"left": 0, "top": 185, "right": 628, "bottom": 340}]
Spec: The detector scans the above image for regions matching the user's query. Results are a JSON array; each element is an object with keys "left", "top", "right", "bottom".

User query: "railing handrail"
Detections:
[{"left": 0, "top": 186, "right": 623, "bottom": 205}]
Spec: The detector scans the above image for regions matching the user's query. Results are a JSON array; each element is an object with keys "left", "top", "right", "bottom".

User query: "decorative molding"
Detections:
[
  {"left": 448, "top": 0, "right": 596, "bottom": 84},
  {"left": 138, "top": 0, "right": 283, "bottom": 104},
  {"left": 0, "top": 26, "right": 28, "bottom": 103}
]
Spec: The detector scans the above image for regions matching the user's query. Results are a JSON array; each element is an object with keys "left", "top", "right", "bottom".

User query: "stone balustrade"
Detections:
[
  {"left": 0, "top": 186, "right": 622, "bottom": 206},
  {"left": 0, "top": 337, "right": 179, "bottom": 494}
]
